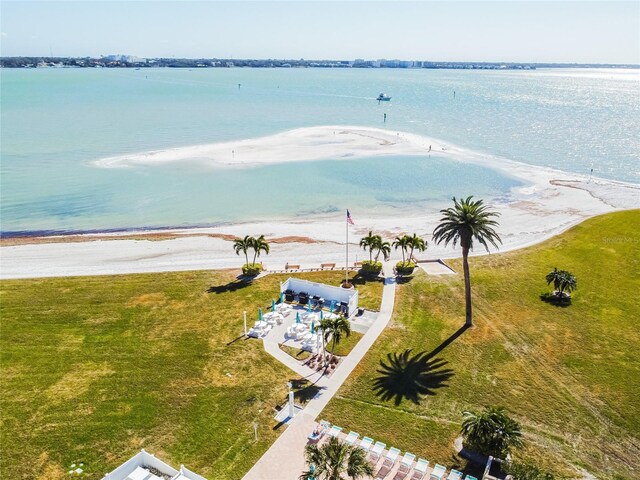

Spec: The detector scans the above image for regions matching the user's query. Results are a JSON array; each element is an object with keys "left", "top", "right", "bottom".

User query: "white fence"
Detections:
[
  {"left": 280, "top": 277, "right": 359, "bottom": 317},
  {"left": 178, "top": 465, "right": 208, "bottom": 480}
]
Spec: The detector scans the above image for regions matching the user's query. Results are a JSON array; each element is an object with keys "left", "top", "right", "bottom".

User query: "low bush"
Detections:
[
  {"left": 505, "top": 461, "right": 555, "bottom": 480},
  {"left": 242, "top": 263, "right": 263, "bottom": 276},
  {"left": 395, "top": 261, "right": 416, "bottom": 275},
  {"left": 361, "top": 260, "right": 383, "bottom": 276}
]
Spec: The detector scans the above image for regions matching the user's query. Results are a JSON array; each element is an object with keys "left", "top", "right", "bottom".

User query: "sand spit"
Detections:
[{"left": 2, "top": 126, "right": 638, "bottom": 279}]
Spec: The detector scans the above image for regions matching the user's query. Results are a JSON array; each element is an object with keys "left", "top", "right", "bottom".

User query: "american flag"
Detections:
[{"left": 347, "top": 210, "right": 355, "bottom": 225}]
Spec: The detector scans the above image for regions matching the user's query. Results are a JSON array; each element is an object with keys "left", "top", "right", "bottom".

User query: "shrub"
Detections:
[
  {"left": 505, "top": 461, "right": 555, "bottom": 480},
  {"left": 360, "top": 260, "right": 383, "bottom": 276},
  {"left": 242, "top": 263, "right": 263, "bottom": 276},
  {"left": 395, "top": 261, "right": 416, "bottom": 275}
]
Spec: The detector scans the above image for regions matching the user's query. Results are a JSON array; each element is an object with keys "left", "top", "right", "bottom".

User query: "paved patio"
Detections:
[{"left": 418, "top": 259, "right": 457, "bottom": 275}]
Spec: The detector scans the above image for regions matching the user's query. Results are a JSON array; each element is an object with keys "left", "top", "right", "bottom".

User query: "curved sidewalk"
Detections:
[{"left": 243, "top": 263, "right": 397, "bottom": 480}]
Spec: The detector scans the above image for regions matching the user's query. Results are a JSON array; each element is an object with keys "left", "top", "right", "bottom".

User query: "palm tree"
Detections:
[
  {"left": 300, "top": 436, "right": 373, "bottom": 480},
  {"left": 233, "top": 235, "right": 253, "bottom": 266},
  {"left": 359, "top": 231, "right": 377, "bottom": 262},
  {"left": 432, "top": 196, "right": 501, "bottom": 327},
  {"left": 407, "top": 233, "right": 427, "bottom": 263},
  {"left": 319, "top": 316, "right": 351, "bottom": 357},
  {"left": 546, "top": 268, "right": 577, "bottom": 298},
  {"left": 250, "top": 235, "right": 270, "bottom": 266},
  {"left": 393, "top": 235, "right": 411, "bottom": 263},
  {"left": 373, "top": 237, "right": 391, "bottom": 262},
  {"left": 461, "top": 406, "right": 523, "bottom": 458}
]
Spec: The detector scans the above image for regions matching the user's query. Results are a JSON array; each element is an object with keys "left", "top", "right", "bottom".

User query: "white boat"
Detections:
[{"left": 376, "top": 93, "right": 391, "bottom": 101}]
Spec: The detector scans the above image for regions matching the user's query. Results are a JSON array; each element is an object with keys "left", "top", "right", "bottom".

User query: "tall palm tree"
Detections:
[
  {"left": 432, "top": 196, "right": 501, "bottom": 327},
  {"left": 546, "top": 268, "right": 577, "bottom": 298},
  {"left": 319, "top": 316, "right": 351, "bottom": 356},
  {"left": 250, "top": 235, "right": 270, "bottom": 266},
  {"left": 300, "top": 436, "right": 373, "bottom": 480},
  {"left": 359, "top": 231, "right": 377, "bottom": 262},
  {"left": 233, "top": 235, "right": 253, "bottom": 266},
  {"left": 393, "top": 235, "right": 411, "bottom": 263},
  {"left": 407, "top": 233, "right": 427, "bottom": 262},
  {"left": 461, "top": 406, "right": 523, "bottom": 458}
]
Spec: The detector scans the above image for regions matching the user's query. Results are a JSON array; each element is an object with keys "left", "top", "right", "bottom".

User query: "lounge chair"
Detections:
[
  {"left": 382, "top": 447, "right": 401, "bottom": 467},
  {"left": 394, "top": 452, "right": 416, "bottom": 479},
  {"left": 343, "top": 431, "right": 359, "bottom": 445},
  {"left": 463, "top": 476, "right": 477, "bottom": 480},
  {"left": 307, "top": 420, "right": 330, "bottom": 442},
  {"left": 429, "top": 464, "right": 446, "bottom": 480},
  {"left": 368, "top": 441, "right": 386, "bottom": 463},
  {"left": 410, "top": 459, "right": 430, "bottom": 480},
  {"left": 375, "top": 464, "right": 392, "bottom": 480},
  {"left": 358, "top": 436, "right": 374, "bottom": 451},
  {"left": 327, "top": 425, "right": 343, "bottom": 438},
  {"left": 446, "top": 470, "right": 462, "bottom": 480}
]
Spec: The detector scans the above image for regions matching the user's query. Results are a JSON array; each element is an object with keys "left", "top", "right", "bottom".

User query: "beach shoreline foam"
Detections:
[{"left": 2, "top": 125, "right": 639, "bottom": 279}]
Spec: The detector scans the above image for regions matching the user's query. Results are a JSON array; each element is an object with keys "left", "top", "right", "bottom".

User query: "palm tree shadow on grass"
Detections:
[
  {"left": 373, "top": 349, "right": 454, "bottom": 405},
  {"left": 207, "top": 278, "right": 253, "bottom": 294}
]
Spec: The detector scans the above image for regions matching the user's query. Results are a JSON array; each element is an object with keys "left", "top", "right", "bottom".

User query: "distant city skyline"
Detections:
[{"left": 1, "top": 1, "right": 638, "bottom": 64}]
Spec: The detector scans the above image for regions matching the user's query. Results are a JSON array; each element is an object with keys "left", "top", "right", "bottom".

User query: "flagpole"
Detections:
[{"left": 345, "top": 211, "right": 349, "bottom": 285}]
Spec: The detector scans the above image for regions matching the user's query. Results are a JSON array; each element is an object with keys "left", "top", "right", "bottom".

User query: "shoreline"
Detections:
[{"left": 2, "top": 125, "right": 639, "bottom": 279}]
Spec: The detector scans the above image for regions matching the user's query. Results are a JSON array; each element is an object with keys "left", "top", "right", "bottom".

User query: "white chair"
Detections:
[
  {"left": 260, "top": 324, "right": 272, "bottom": 337},
  {"left": 328, "top": 425, "right": 343, "bottom": 438},
  {"left": 375, "top": 447, "right": 401, "bottom": 479},
  {"left": 343, "top": 431, "right": 360, "bottom": 445},
  {"left": 430, "top": 464, "right": 446, "bottom": 480},
  {"left": 395, "top": 452, "right": 416, "bottom": 478},
  {"left": 410, "top": 459, "right": 430, "bottom": 480},
  {"left": 358, "top": 436, "right": 374, "bottom": 451},
  {"left": 368, "top": 441, "right": 386, "bottom": 463},
  {"left": 382, "top": 447, "right": 401, "bottom": 467},
  {"left": 446, "top": 470, "right": 462, "bottom": 480}
]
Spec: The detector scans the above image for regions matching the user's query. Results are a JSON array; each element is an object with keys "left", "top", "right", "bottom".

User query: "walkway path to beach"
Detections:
[{"left": 243, "top": 262, "right": 397, "bottom": 480}]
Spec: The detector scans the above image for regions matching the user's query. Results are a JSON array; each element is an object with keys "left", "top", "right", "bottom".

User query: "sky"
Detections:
[{"left": 1, "top": 1, "right": 638, "bottom": 64}]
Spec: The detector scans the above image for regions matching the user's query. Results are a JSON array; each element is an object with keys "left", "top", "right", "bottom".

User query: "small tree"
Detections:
[
  {"left": 300, "top": 436, "right": 373, "bottom": 480},
  {"left": 319, "top": 316, "right": 351, "bottom": 357},
  {"left": 407, "top": 233, "right": 427, "bottom": 262},
  {"left": 250, "top": 235, "right": 270, "bottom": 266},
  {"left": 373, "top": 237, "right": 391, "bottom": 262},
  {"left": 359, "top": 231, "right": 378, "bottom": 263},
  {"left": 393, "top": 235, "right": 411, "bottom": 264},
  {"left": 233, "top": 235, "right": 253, "bottom": 267},
  {"left": 461, "top": 406, "right": 523, "bottom": 458},
  {"left": 545, "top": 268, "right": 577, "bottom": 298}
]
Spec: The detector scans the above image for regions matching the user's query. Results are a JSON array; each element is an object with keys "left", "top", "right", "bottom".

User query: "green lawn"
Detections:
[
  {"left": 321, "top": 210, "right": 640, "bottom": 479},
  {"left": 279, "top": 331, "right": 364, "bottom": 360},
  {"left": 0, "top": 270, "right": 382, "bottom": 479}
]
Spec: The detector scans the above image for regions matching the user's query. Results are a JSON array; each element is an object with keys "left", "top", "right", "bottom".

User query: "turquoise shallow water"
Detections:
[{"left": 1, "top": 67, "right": 638, "bottom": 233}]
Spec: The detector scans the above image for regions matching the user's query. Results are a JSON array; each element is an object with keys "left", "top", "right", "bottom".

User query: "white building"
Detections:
[{"left": 101, "top": 449, "right": 206, "bottom": 480}]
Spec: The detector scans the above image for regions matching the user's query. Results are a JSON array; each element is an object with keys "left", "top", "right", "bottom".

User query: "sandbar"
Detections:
[{"left": 2, "top": 125, "right": 638, "bottom": 279}]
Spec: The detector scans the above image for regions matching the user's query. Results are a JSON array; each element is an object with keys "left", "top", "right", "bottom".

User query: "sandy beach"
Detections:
[{"left": 2, "top": 125, "right": 638, "bottom": 279}]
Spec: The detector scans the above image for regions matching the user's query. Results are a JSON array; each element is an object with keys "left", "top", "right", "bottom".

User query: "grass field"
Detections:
[
  {"left": 321, "top": 210, "right": 640, "bottom": 479},
  {"left": 0, "top": 270, "right": 382, "bottom": 479}
]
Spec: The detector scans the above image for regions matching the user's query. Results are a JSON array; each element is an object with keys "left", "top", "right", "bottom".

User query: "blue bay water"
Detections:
[{"left": 1, "top": 67, "right": 638, "bottom": 233}]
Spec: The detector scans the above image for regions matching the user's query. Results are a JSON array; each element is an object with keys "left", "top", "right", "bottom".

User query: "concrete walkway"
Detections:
[
  {"left": 262, "top": 339, "right": 326, "bottom": 383},
  {"left": 243, "top": 263, "right": 397, "bottom": 480}
]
